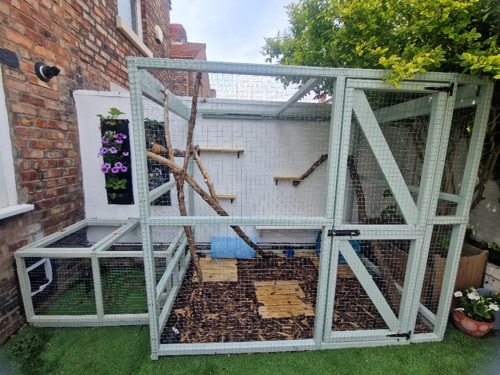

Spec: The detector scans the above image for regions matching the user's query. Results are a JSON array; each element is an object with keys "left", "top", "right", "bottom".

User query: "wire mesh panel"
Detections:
[
  {"left": 99, "top": 257, "right": 148, "bottom": 314},
  {"left": 331, "top": 239, "right": 409, "bottom": 332},
  {"left": 45, "top": 225, "right": 120, "bottom": 248},
  {"left": 435, "top": 105, "right": 476, "bottom": 216},
  {"left": 28, "top": 257, "right": 97, "bottom": 315},
  {"left": 341, "top": 89, "right": 433, "bottom": 225},
  {"left": 158, "top": 224, "right": 319, "bottom": 344},
  {"left": 141, "top": 70, "right": 333, "bottom": 219}
]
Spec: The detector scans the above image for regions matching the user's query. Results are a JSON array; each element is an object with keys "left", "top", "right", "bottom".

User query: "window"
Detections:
[
  {"left": 116, "top": 0, "right": 153, "bottom": 57},
  {"left": 117, "top": 0, "right": 141, "bottom": 36},
  {"left": 0, "top": 68, "right": 34, "bottom": 219}
]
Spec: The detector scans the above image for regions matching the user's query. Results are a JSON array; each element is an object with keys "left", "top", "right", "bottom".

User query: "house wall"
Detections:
[
  {"left": 170, "top": 50, "right": 212, "bottom": 98},
  {"left": 0, "top": 0, "right": 171, "bottom": 344}
]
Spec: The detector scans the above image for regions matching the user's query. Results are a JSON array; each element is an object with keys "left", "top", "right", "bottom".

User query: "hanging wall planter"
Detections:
[
  {"left": 145, "top": 119, "right": 170, "bottom": 206},
  {"left": 98, "top": 110, "right": 134, "bottom": 205}
]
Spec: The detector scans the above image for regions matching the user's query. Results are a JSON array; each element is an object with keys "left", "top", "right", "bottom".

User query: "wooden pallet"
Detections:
[{"left": 254, "top": 280, "right": 315, "bottom": 319}]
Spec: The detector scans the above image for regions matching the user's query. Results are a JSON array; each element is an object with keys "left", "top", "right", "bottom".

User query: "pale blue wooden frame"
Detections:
[{"left": 126, "top": 56, "right": 493, "bottom": 357}]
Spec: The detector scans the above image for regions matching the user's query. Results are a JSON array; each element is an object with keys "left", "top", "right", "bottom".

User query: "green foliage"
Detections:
[
  {"left": 263, "top": 0, "right": 500, "bottom": 88},
  {"left": 97, "top": 107, "right": 126, "bottom": 125},
  {"left": 105, "top": 176, "right": 127, "bottom": 190}
]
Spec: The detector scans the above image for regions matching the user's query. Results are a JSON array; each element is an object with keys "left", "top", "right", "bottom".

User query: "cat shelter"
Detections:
[{"left": 15, "top": 57, "right": 494, "bottom": 359}]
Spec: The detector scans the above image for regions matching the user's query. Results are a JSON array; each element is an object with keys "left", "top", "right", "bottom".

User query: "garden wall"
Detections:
[{"left": 74, "top": 91, "right": 331, "bottom": 244}]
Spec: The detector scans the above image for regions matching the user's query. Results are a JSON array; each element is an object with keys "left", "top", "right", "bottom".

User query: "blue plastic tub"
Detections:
[
  {"left": 316, "top": 233, "right": 360, "bottom": 264},
  {"left": 210, "top": 237, "right": 257, "bottom": 259}
]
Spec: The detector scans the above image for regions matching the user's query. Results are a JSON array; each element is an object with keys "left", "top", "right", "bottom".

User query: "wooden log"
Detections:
[
  {"left": 347, "top": 155, "right": 367, "bottom": 223},
  {"left": 151, "top": 143, "right": 199, "bottom": 158},
  {"left": 163, "top": 86, "right": 203, "bottom": 286},
  {"left": 293, "top": 154, "right": 328, "bottom": 186},
  {"left": 147, "top": 151, "right": 268, "bottom": 258}
]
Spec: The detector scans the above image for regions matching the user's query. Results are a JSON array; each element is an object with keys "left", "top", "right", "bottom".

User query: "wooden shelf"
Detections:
[
  {"left": 217, "top": 194, "right": 236, "bottom": 203},
  {"left": 273, "top": 176, "right": 300, "bottom": 185},
  {"left": 256, "top": 226, "right": 322, "bottom": 231},
  {"left": 198, "top": 148, "right": 244, "bottom": 158}
]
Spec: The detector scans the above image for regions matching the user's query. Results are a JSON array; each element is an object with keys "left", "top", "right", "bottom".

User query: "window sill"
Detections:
[
  {"left": 116, "top": 16, "right": 153, "bottom": 58},
  {"left": 0, "top": 204, "right": 35, "bottom": 220}
]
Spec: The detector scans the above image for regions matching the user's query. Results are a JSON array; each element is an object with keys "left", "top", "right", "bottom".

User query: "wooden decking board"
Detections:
[
  {"left": 254, "top": 280, "right": 315, "bottom": 319},
  {"left": 199, "top": 257, "right": 238, "bottom": 282}
]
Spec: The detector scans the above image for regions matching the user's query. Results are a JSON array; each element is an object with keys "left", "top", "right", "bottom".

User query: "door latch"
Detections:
[{"left": 327, "top": 229, "right": 360, "bottom": 237}]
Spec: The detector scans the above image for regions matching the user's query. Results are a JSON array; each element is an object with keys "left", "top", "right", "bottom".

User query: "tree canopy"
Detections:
[{"left": 263, "top": 0, "right": 500, "bottom": 85}]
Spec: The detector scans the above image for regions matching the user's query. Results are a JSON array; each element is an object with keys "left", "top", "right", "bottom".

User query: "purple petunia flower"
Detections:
[
  {"left": 115, "top": 139, "right": 123, "bottom": 144},
  {"left": 99, "top": 147, "right": 108, "bottom": 155},
  {"left": 151, "top": 182, "right": 156, "bottom": 190},
  {"left": 123, "top": 151, "right": 129, "bottom": 156},
  {"left": 111, "top": 167, "right": 120, "bottom": 173},
  {"left": 157, "top": 177, "right": 163, "bottom": 182},
  {"left": 115, "top": 133, "right": 127, "bottom": 140},
  {"left": 120, "top": 166, "right": 128, "bottom": 172},
  {"left": 101, "top": 137, "right": 109, "bottom": 144},
  {"left": 101, "top": 163, "right": 111, "bottom": 173},
  {"left": 114, "top": 162, "right": 123, "bottom": 168},
  {"left": 109, "top": 147, "right": 117, "bottom": 154}
]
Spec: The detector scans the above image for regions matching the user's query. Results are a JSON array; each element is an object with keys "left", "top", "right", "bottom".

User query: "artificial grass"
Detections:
[{"left": 1, "top": 324, "right": 498, "bottom": 375}]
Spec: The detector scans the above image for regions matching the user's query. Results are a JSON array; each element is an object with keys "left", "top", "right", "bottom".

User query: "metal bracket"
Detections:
[
  {"left": 424, "top": 82, "right": 455, "bottom": 96},
  {"left": 327, "top": 229, "right": 360, "bottom": 237},
  {"left": 386, "top": 331, "right": 412, "bottom": 340}
]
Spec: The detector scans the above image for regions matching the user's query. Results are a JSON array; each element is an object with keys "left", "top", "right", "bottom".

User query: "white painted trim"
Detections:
[
  {"left": 0, "top": 204, "right": 34, "bottom": 220},
  {"left": 0, "top": 69, "right": 32, "bottom": 219},
  {"left": 116, "top": 15, "right": 153, "bottom": 58}
]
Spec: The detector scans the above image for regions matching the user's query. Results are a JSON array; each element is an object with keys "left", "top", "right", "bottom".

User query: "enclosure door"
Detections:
[{"left": 322, "top": 79, "right": 451, "bottom": 343}]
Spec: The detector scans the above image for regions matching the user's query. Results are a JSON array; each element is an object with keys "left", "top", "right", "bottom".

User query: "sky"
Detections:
[{"left": 170, "top": 0, "right": 292, "bottom": 64}]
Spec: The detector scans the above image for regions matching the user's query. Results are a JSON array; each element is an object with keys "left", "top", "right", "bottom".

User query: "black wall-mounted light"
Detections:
[{"left": 35, "top": 62, "right": 60, "bottom": 82}]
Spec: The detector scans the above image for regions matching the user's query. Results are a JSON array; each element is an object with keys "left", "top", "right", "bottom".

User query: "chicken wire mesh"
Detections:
[
  {"left": 331, "top": 239, "right": 409, "bottom": 331},
  {"left": 436, "top": 105, "right": 476, "bottom": 216},
  {"left": 141, "top": 70, "right": 333, "bottom": 218},
  {"left": 342, "top": 90, "right": 432, "bottom": 225},
  {"left": 155, "top": 224, "right": 319, "bottom": 344},
  {"left": 28, "top": 257, "right": 97, "bottom": 316}
]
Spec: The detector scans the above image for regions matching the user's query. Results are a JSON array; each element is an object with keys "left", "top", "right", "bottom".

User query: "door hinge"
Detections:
[
  {"left": 424, "top": 82, "right": 454, "bottom": 96},
  {"left": 386, "top": 331, "right": 412, "bottom": 340},
  {"left": 328, "top": 229, "right": 360, "bottom": 237}
]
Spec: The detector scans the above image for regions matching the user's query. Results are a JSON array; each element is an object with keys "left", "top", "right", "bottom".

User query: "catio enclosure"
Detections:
[{"left": 15, "top": 58, "right": 494, "bottom": 359}]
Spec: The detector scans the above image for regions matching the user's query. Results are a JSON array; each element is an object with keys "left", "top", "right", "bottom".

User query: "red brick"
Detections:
[
  {"left": 5, "top": 28, "right": 32, "bottom": 49},
  {"left": 15, "top": 127, "right": 42, "bottom": 138},
  {"left": 22, "top": 149, "right": 44, "bottom": 159},
  {"left": 19, "top": 170, "right": 39, "bottom": 181},
  {"left": 31, "top": 139, "right": 53, "bottom": 149}
]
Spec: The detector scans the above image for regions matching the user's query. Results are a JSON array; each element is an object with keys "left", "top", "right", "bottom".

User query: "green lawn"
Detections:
[{"left": 1, "top": 324, "right": 498, "bottom": 375}]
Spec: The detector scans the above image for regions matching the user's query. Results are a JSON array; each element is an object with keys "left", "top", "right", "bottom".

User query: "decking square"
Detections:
[
  {"left": 254, "top": 280, "right": 315, "bottom": 319},
  {"left": 199, "top": 257, "right": 238, "bottom": 282}
]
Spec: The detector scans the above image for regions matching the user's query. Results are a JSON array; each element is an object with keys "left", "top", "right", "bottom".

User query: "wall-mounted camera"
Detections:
[{"left": 35, "top": 62, "right": 60, "bottom": 82}]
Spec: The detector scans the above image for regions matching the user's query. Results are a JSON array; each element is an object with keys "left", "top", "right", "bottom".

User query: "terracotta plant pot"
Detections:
[{"left": 451, "top": 308, "right": 496, "bottom": 337}]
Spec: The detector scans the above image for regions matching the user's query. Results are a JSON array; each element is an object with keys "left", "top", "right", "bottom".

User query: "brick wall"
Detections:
[
  {"left": 170, "top": 47, "right": 213, "bottom": 98},
  {"left": 0, "top": 0, "right": 171, "bottom": 344}
]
